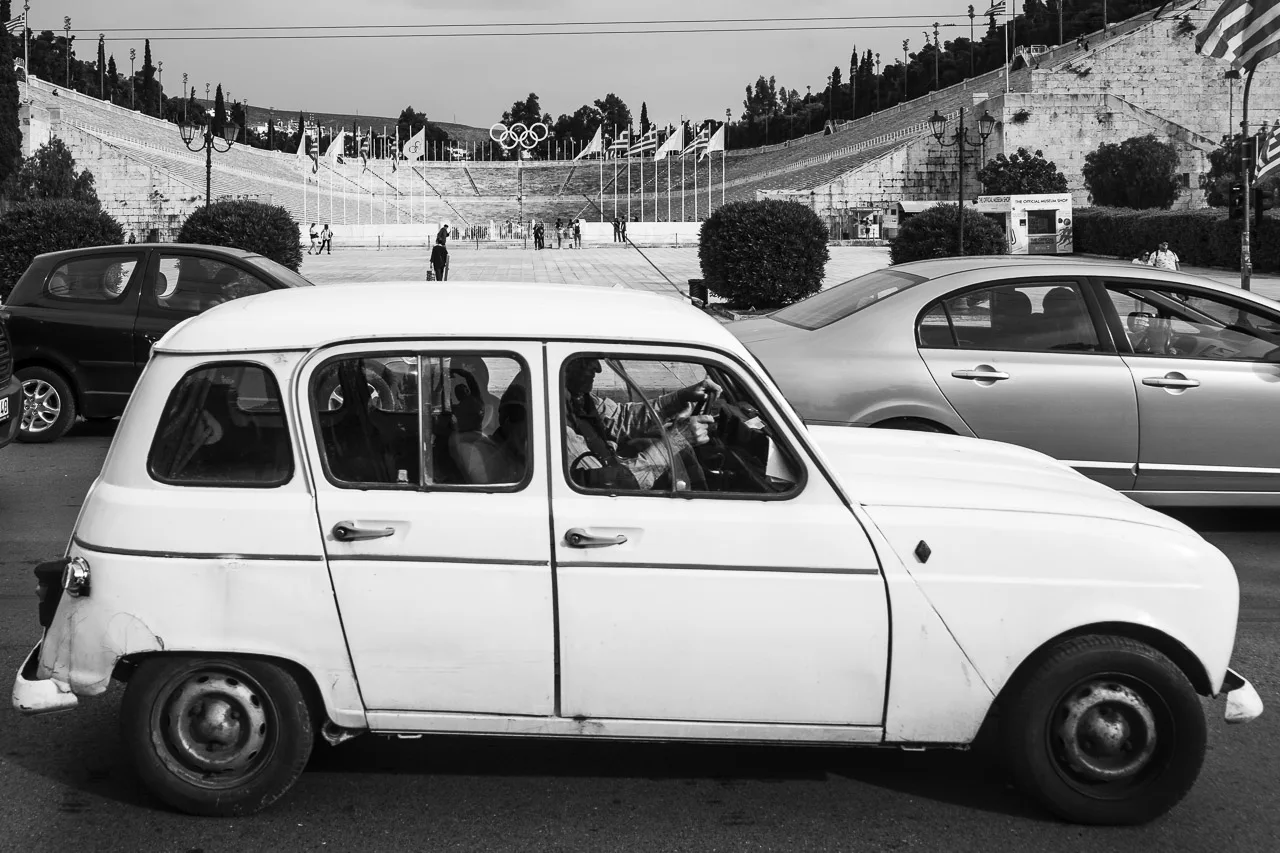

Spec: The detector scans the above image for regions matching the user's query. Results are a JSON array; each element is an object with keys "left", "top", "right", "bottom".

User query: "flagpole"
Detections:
[
  {"left": 1242, "top": 66, "right": 1256, "bottom": 292},
  {"left": 613, "top": 125, "right": 618, "bottom": 219},
  {"left": 1004, "top": 4, "right": 1011, "bottom": 94},
  {"left": 640, "top": 144, "right": 645, "bottom": 223},
  {"left": 627, "top": 140, "right": 632, "bottom": 223},
  {"left": 693, "top": 139, "right": 698, "bottom": 221},
  {"left": 681, "top": 126, "right": 686, "bottom": 222}
]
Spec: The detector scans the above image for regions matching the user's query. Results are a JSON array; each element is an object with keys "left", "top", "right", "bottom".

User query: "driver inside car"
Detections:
[{"left": 563, "top": 357, "right": 720, "bottom": 490}]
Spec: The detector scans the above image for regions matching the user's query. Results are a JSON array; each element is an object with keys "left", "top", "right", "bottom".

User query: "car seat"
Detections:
[
  {"left": 989, "top": 289, "right": 1034, "bottom": 348},
  {"left": 1037, "top": 286, "right": 1096, "bottom": 350}
]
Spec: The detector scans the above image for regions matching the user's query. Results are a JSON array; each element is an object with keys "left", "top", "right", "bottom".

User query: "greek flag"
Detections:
[
  {"left": 1258, "top": 121, "right": 1280, "bottom": 181},
  {"left": 4, "top": 13, "right": 25, "bottom": 35}
]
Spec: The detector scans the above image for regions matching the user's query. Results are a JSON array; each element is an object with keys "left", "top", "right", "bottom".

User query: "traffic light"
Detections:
[
  {"left": 1229, "top": 184, "right": 1245, "bottom": 220},
  {"left": 1255, "top": 186, "right": 1276, "bottom": 226}
]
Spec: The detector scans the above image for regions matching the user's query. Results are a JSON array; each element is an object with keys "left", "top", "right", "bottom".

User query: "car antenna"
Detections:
[{"left": 578, "top": 193, "right": 690, "bottom": 301}]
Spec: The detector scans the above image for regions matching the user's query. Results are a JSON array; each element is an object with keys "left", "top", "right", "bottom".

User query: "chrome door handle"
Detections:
[
  {"left": 332, "top": 521, "right": 395, "bottom": 542},
  {"left": 951, "top": 369, "right": 1010, "bottom": 381},
  {"left": 565, "top": 528, "right": 628, "bottom": 549},
  {"left": 1142, "top": 376, "right": 1200, "bottom": 389}
]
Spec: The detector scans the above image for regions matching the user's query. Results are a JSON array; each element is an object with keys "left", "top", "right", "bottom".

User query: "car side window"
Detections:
[
  {"left": 560, "top": 355, "right": 803, "bottom": 497},
  {"left": 148, "top": 363, "right": 293, "bottom": 486},
  {"left": 1103, "top": 282, "right": 1280, "bottom": 361},
  {"left": 920, "top": 282, "right": 1100, "bottom": 353},
  {"left": 153, "top": 255, "right": 273, "bottom": 315},
  {"left": 312, "top": 353, "right": 530, "bottom": 489},
  {"left": 45, "top": 256, "right": 139, "bottom": 302}
]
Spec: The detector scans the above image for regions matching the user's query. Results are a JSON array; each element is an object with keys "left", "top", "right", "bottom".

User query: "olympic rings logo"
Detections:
[{"left": 489, "top": 122, "right": 549, "bottom": 151}]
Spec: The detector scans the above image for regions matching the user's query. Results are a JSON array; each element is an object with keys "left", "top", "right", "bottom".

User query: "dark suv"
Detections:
[
  {"left": 0, "top": 311, "right": 19, "bottom": 449},
  {"left": 2, "top": 244, "right": 313, "bottom": 443}
]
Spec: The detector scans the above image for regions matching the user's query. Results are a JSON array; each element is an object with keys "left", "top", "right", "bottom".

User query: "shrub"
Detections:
[
  {"left": 889, "top": 204, "right": 1008, "bottom": 264},
  {"left": 1073, "top": 206, "right": 1279, "bottom": 273},
  {"left": 1082, "top": 134, "right": 1182, "bottom": 209},
  {"left": 698, "top": 199, "right": 829, "bottom": 309},
  {"left": 177, "top": 200, "right": 303, "bottom": 271},
  {"left": 5, "top": 137, "right": 99, "bottom": 204},
  {"left": 0, "top": 200, "right": 123, "bottom": 300}
]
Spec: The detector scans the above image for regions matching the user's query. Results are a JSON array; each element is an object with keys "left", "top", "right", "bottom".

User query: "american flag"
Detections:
[
  {"left": 1258, "top": 121, "right": 1280, "bottom": 181},
  {"left": 1196, "top": 0, "right": 1280, "bottom": 70},
  {"left": 4, "top": 13, "right": 25, "bottom": 35}
]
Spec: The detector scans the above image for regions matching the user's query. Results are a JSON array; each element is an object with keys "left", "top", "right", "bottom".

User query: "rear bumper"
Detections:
[
  {"left": 1223, "top": 668, "right": 1264, "bottom": 724},
  {"left": 11, "top": 642, "right": 78, "bottom": 716},
  {"left": 0, "top": 376, "right": 20, "bottom": 448}
]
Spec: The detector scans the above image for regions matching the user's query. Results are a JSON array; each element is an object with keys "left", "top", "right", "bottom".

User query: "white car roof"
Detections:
[{"left": 156, "top": 281, "right": 741, "bottom": 354}]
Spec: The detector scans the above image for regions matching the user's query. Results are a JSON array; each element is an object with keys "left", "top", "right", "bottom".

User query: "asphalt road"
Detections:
[{"left": 1, "top": 423, "right": 1277, "bottom": 853}]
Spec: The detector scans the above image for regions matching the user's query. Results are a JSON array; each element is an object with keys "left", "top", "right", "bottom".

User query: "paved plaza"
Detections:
[{"left": 299, "top": 244, "right": 1280, "bottom": 304}]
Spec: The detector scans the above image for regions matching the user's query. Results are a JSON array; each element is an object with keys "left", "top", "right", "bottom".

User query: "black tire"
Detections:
[
  {"left": 16, "top": 366, "right": 77, "bottom": 443},
  {"left": 121, "top": 656, "right": 314, "bottom": 816},
  {"left": 1002, "top": 635, "right": 1206, "bottom": 826}
]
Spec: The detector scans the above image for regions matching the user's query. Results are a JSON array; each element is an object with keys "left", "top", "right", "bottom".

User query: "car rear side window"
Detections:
[
  {"left": 771, "top": 269, "right": 926, "bottom": 330},
  {"left": 149, "top": 363, "right": 292, "bottom": 487},
  {"left": 153, "top": 255, "right": 273, "bottom": 314},
  {"left": 45, "top": 256, "right": 140, "bottom": 302},
  {"left": 920, "top": 281, "right": 1101, "bottom": 353}
]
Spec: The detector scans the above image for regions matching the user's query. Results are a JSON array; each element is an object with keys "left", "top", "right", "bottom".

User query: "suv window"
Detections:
[
  {"left": 560, "top": 355, "right": 802, "bottom": 497},
  {"left": 153, "top": 255, "right": 273, "bottom": 314},
  {"left": 920, "top": 281, "right": 1101, "bottom": 352},
  {"left": 149, "top": 363, "right": 292, "bottom": 486},
  {"left": 313, "top": 353, "right": 530, "bottom": 489},
  {"left": 45, "top": 256, "right": 140, "bottom": 302}
]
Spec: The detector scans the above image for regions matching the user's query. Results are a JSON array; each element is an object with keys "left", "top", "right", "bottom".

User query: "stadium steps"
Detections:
[{"left": 461, "top": 166, "right": 482, "bottom": 196}]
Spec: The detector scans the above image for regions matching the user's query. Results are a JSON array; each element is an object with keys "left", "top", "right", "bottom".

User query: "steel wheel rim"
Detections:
[
  {"left": 1046, "top": 673, "right": 1172, "bottom": 800},
  {"left": 150, "top": 667, "right": 275, "bottom": 790},
  {"left": 20, "top": 378, "right": 61, "bottom": 433}
]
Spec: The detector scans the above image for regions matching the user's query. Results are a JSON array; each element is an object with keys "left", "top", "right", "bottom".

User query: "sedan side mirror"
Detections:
[{"left": 1127, "top": 311, "right": 1154, "bottom": 333}]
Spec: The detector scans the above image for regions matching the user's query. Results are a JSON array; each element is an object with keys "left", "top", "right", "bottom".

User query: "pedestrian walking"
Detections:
[
  {"left": 573, "top": 219, "right": 582, "bottom": 249},
  {"left": 430, "top": 235, "right": 449, "bottom": 282},
  {"left": 1150, "top": 241, "right": 1180, "bottom": 271},
  {"left": 436, "top": 222, "right": 451, "bottom": 247},
  {"left": 307, "top": 223, "right": 319, "bottom": 255},
  {"left": 1132, "top": 251, "right": 1151, "bottom": 265},
  {"left": 555, "top": 218, "right": 564, "bottom": 249},
  {"left": 611, "top": 216, "right": 621, "bottom": 242},
  {"left": 620, "top": 216, "right": 628, "bottom": 242},
  {"left": 320, "top": 224, "right": 333, "bottom": 255}
]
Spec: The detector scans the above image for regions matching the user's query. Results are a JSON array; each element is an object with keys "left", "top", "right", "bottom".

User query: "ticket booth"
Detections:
[{"left": 974, "top": 194, "right": 1073, "bottom": 254}]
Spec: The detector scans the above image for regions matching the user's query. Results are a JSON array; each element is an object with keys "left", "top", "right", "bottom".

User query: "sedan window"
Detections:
[
  {"left": 921, "top": 282, "right": 1101, "bottom": 353},
  {"left": 313, "top": 353, "right": 530, "bottom": 489},
  {"left": 1103, "top": 283, "right": 1280, "bottom": 361}
]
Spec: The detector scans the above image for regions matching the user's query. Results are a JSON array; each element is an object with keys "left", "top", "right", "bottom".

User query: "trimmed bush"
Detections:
[
  {"left": 889, "top": 204, "right": 1008, "bottom": 264},
  {"left": 1073, "top": 206, "right": 1279, "bottom": 273},
  {"left": 698, "top": 199, "right": 829, "bottom": 309},
  {"left": 177, "top": 200, "right": 304, "bottom": 272},
  {"left": 0, "top": 200, "right": 124, "bottom": 300}
]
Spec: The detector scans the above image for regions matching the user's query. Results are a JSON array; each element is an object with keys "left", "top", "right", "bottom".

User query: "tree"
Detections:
[
  {"left": 593, "top": 93, "right": 631, "bottom": 135},
  {"left": 212, "top": 84, "right": 226, "bottom": 136},
  {"left": 976, "top": 147, "right": 1069, "bottom": 194},
  {"left": 699, "top": 199, "right": 829, "bottom": 308},
  {"left": 106, "top": 55, "right": 118, "bottom": 104},
  {"left": 553, "top": 104, "right": 602, "bottom": 149},
  {"left": 96, "top": 34, "right": 106, "bottom": 99},
  {"left": 639, "top": 102, "right": 650, "bottom": 136},
  {"left": 890, "top": 204, "right": 1008, "bottom": 263},
  {"left": 0, "top": 0, "right": 21, "bottom": 190},
  {"left": 501, "top": 92, "right": 545, "bottom": 127},
  {"left": 141, "top": 39, "right": 158, "bottom": 117},
  {"left": 1082, "top": 134, "right": 1182, "bottom": 209},
  {"left": 229, "top": 100, "right": 246, "bottom": 143},
  {"left": 829, "top": 66, "right": 842, "bottom": 122},
  {"left": 5, "top": 137, "right": 98, "bottom": 204}
]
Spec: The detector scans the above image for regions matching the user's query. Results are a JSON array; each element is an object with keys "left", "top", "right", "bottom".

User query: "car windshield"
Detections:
[
  {"left": 244, "top": 255, "right": 315, "bottom": 288},
  {"left": 771, "top": 269, "right": 926, "bottom": 330}
]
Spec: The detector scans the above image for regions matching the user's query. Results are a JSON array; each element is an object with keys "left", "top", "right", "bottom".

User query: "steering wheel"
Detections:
[{"left": 569, "top": 450, "right": 606, "bottom": 483}]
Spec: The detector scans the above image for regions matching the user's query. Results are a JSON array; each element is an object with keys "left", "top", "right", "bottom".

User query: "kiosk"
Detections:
[{"left": 974, "top": 193, "right": 1073, "bottom": 254}]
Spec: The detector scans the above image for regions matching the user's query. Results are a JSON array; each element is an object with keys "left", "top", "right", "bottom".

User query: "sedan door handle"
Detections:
[
  {"left": 1142, "top": 376, "right": 1200, "bottom": 389},
  {"left": 332, "top": 521, "right": 396, "bottom": 542},
  {"left": 564, "top": 528, "right": 628, "bottom": 549},
  {"left": 951, "top": 368, "right": 1010, "bottom": 381}
]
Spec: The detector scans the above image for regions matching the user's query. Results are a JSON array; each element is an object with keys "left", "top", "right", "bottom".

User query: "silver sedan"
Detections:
[{"left": 729, "top": 256, "right": 1280, "bottom": 506}]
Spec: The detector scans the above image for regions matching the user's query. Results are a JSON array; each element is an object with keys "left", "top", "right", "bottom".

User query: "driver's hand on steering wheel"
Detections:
[
  {"left": 672, "top": 405, "right": 716, "bottom": 446},
  {"left": 677, "top": 378, "right": 723, "bottom": 408}
]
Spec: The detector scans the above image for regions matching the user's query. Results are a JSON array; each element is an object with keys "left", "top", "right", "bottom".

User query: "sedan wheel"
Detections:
[
  {"left": 1002, "top": 635, "right": 1206, "bottom": 825},
  {"left": 122, "top": 657, "right": 313, "bottom": 816},
  {"left": 17, "top": 367, "right": 77, "bottom": 443}
]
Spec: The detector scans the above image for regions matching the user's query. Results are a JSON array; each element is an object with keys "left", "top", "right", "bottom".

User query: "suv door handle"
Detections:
[
  {"left": 332, "top": 521, "right": 395, "bottom": 542},
  {"left": 951, "top": 368, "right": 1010, "bottom": 381},
  {"left": 1142, "top": 375, "right": 1200, "bottom": 389},
  {"left": 564, "top": 528, "right": 628, "bottom": 548}
]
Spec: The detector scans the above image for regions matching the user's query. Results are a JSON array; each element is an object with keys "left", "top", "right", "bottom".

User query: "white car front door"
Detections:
[
  {"left": 301, "top": 342, "right": 555, "bottom": 718},
  {"left": 545, "top": 343, "right": 889, "bottom": 727}
]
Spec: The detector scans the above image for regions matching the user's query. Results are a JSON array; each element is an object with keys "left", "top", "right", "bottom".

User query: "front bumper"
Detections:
[
  {"left": 1222, "top": 668, "right": 1264, "bottom": 724},
  {"left": 11, "top": 642, "right": 78, "bottom": 715}
]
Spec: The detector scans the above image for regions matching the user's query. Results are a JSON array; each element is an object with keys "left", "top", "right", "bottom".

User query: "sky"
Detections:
[{"left": 44, "top": 0, "right": 986, "bottom": 128}]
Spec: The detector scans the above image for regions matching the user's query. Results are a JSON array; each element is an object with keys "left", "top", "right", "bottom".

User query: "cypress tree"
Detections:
[
  {"left": 107, "top": 55, "right": 118, "bottom": 104},
  {"left": 141, "top": 39, "right": 157, "bottom": 116},
  {"left": 639, "top": 102, "right": 649, "bottom": 136},
  {"left": 212, "top": 84, "right": 225, "bottom": 135},
  {"left": 0, "top": 0, "right": 22, "bottom": 189}
]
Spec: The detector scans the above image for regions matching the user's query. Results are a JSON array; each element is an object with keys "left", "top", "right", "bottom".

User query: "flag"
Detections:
[
  {"left": 574, "top": 125, "right": 604, "bottom": 160},
  {"left": 325, "top": 130, "right": 345, "bottom": 161},
  {"left": 702, "top": 124, "right": 725, "bottom": 160},
  {"left": 402, "top": 127, "right": 426, "bottom": 160},
  {"left": 608, "top": 129, "right": 631, "bottom": 156},
  {"left": 653, "top": 124, "right": 686, "bottom": 158},
  {"left": 985, "top": 1, "right": 1007, "bottom": 17},
  {"left": 1196, "top": 0, "right": 1280, "bottom": 70},
  {"left": 682, "top": 126, "right": 710, "bottom": 156},
  {"left": 391, "top": 128, "right": 399, "bottom": 172},
  {"left": 628, "top": 128, "right": 658, "bottom": 157},
  {"left": 4, "top": 12, "right": 25, "bottom": 35},
  {"left": 1258, "top": 122, "right": 1280, "bottom": 181}
]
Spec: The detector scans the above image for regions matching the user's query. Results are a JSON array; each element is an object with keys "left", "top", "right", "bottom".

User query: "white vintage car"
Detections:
[{"left": 11, "top": 282, "right": 1262, "bottom": 823}]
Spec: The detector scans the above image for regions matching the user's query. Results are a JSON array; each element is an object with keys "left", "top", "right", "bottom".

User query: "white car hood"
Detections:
[{"left": 808, "top": 426, "right": 1192, "bottom": 534}]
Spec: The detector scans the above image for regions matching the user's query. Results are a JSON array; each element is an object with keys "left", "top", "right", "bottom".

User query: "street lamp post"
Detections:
[
  {"left": 933, "top": 22, "right": 941, "bottom": 90},
  {"left": 129, "top": 48, "right": 136, "bottom": 109},
  {"left": 182, "top": 73, "right": 188, "bottom": 122},
  {"left": 98, "top": 34, "right": 104, "bottom": 98},
  {"left": 928, "top": 106, "right": 996, "bottom": 255},
  {"left": 902, "top": 40, "right": 909, "bottom": 100},
  {"left": 806, "top": 85, "right": 811, "bottom": 133},
  {"left": 968, "top": 5, "right": 976, "bottom": 77},
  {"left": 875, "top": 54, "right": 881, "bottom": 111},
  {"left": 63, "top": 17, "right": 71, "bottom": 87},
  {"left": 180, "top": 116, "right": 239, "bottom": 206},
  {"left": 157, "top": 61, "right": 163, "bottom": 117}
]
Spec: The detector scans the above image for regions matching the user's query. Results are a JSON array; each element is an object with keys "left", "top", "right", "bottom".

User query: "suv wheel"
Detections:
[{"left": 17, "top": 366, "right": 77, "bottom": 443}]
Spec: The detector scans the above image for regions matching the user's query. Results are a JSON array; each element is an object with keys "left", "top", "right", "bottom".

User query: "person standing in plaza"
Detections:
[
  {"left": 620, "top": 215, "right": 628, "bottom": 242},
  {"left": 555, "top": 218, "right": 564, "bottom": 249},
  {"left": 430, "top": 234, "right": 449, "bottom": 281},
  {"left": 436, "top": 221, "right": 450, "bottom": 247},
  {"left": 1150, "top": 241, "right": 1180, "bottom": 271},
  {"left": 320, "top": 224, "right": 333, "bottom": 255},
  {"left": 573, "top": 219, "right": 582, "bottom": 249},
  {"left": 612, "top": 216, "right": 621, "bottom": 242},
  {"left": 307, "top": 223, "right": 319, "bottom": 255}
]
